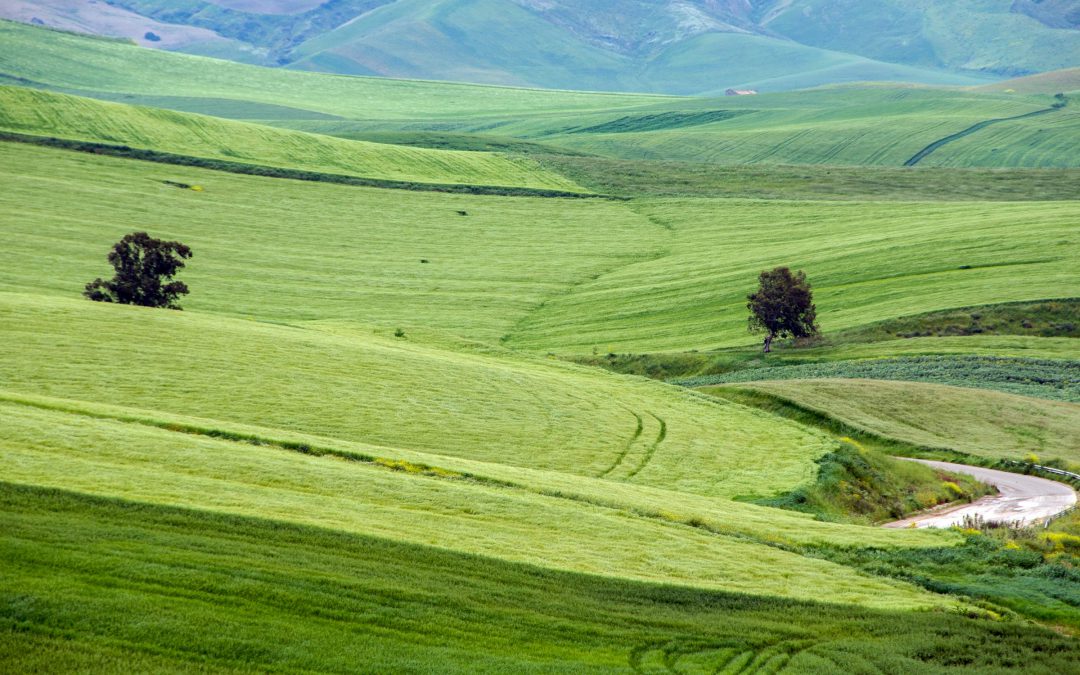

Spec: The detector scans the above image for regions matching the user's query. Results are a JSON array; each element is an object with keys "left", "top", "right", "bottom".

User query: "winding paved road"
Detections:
[{"left": 883, "top": 459, "right": 1077, "bottom": 529}]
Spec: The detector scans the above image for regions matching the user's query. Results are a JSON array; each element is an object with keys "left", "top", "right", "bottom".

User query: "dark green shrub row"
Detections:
[{"left": 0, "top": 132, "right": 612, "bottom": 199}]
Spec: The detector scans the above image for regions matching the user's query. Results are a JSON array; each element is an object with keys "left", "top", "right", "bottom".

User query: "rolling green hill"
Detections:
[
  {"left": 2, "top": 138, "right": 1078, "bottom": 665},
  {"left": 0, "top": 2, "right": 999, "bottom": 93},
  {"left": 4, "top": 21, "right": 1078, "bottom": 170},
  {"left": 528, "top": 87, "right": 1077, "bottom": 168},
  {"left": 504, "top": 198, "right": 1080, "bottom": 353},
  {"left": 0, "top": 86, "right": 584, "bottom": 191},
  {"left": 0, "top": 20, "right": 669, "bottom": 121},
  {"left": 0, "top": 292, "right": 837, "bottom": 499},
  {"left": 11, "top": 485, "right": 1079, "bottom": 673},
  {"left": 706, "top": 380, "right": 1080, "bottom": 465},
  {"left": 0, "top": 143, "right": 652, "bottom": 338},
  {"left": 6, "top": 142, "right": 1078, "bottom": 357},
  {"left": 2, "top": 16, "right": 1079, "bottom": 671}
]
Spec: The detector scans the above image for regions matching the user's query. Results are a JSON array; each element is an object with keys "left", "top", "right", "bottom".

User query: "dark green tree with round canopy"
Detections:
[
  {"left": 747, "top": 266, "right": 818, "bottom": 353},
  {"left": 84, "top": 232, "right": 193, "bottom": 310}
]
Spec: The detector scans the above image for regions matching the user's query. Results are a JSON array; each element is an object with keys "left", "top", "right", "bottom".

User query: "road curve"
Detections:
[{"left": 883, "top": 459, "right": 1077, "bottom": 529}]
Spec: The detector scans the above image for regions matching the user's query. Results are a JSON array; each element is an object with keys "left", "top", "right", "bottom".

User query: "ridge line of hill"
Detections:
[{"left": 0, "top": 132, "right": 608, "bottom": 199}]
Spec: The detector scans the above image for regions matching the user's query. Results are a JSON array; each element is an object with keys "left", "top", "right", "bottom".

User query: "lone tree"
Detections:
[
  {"left": 747, "top": 266, "right": 818, "bottom": 353},
  {"left": 84, "top": 232, "right": 192, "bottom": 309}
]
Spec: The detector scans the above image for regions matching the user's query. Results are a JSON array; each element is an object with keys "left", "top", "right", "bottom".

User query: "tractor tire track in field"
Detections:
[
  {"left": 597, "top": 410, "right": 644, "bottom": 478},
  {"left": 903, "top": 100, "right": 1067, "bottom": 167},
  {"left": 629, "top": 638, "right": 819, "bottom": 674},
  {"left": 624, "top": 413, "right": 667, "bottom": 480}
]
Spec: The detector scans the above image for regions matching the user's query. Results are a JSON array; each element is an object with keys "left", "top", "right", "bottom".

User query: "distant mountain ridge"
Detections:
[{"left": 3, "top": 1, "right": 1079, "bottom": 93}]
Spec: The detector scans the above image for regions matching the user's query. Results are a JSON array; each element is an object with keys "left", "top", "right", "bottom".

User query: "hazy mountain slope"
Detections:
[
  {"left": 978, "top": 67, "right": 1080, "bottom": 93},
  {"left": 761, "top": 0, "right": 1080, "bottom": 77},
  {"left": 0, "top": 0, "right": 999, "bottom": 92}
]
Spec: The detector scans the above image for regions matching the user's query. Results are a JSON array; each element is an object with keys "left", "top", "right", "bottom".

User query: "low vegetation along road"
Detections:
[{"left": 885, "top": 459, "right": 1078, "bottom": 529}]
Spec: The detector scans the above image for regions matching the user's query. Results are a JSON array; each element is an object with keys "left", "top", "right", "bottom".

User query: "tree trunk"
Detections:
[{"left": 763, "top": 333, "right": 774, "bottom": 353}]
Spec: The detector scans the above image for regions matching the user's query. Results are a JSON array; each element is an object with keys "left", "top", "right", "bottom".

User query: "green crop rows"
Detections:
[{"left": 0, "top": 18, "right": 1078, "bottom": 673}]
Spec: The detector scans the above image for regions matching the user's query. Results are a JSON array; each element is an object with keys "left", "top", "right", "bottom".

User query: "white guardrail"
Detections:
[{"left": 1018, "top": 463, "right": 1080, "bottom": 528}]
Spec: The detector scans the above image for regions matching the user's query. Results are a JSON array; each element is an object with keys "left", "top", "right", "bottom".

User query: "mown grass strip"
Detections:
[{"left": 0, "top": 133, "right": 613, "bottom": 199}]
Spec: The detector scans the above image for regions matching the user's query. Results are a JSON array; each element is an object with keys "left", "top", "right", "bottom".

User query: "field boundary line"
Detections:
[
  {"left": 0, "top": 132, "right": 622, "bottom": 200},
  {"left": 903, "top": 98, "right": 1068, "bottom": 167}
]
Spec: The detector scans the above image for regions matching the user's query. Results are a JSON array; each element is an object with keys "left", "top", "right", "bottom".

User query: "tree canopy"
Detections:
[
  {"left": 84, "top": 232, "right": 192, "bottom": 309},
  {"left": 747, "top": 266, "right": 818, "bottom": 352}
]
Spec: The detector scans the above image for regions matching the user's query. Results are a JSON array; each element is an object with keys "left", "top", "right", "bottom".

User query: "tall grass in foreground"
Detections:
[{"left": 3, "top": 484, "right": 1078, "bottom": 674}]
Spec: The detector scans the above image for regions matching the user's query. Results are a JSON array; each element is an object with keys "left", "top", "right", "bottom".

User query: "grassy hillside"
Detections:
[
  {"left": 534, "top": 87, "right": 1077, "bottom": 168},
  {"left": 0, "top": 2, "right": 988, "bottom": 94},
  {"left": 0, "top": 293, "right": 835, "bottom": 499},
  {"left": 706, "top": 380, "right": 1080, "bottom": 465},
  {"left": 11, "top": 485, "right": 1080, "bottom": 673},
  {"left": 7, "top": 142, "right": 1077, "bottom": 358},
  {"left": 1, "top": 12, "right": 1080, "bottom": 674},
  {"left": 919, "top": 106, "right": 1080, "bottom": 168},
  {"left": 4, "top": 21, "right": 1078, "bottom": 171},
  {"left": 0, "top": 20, "right": 668, "bottom": 120},
  {"left": 0, "top": 86, "right": 584, "bottom": 191},
  {"left": 536, "top": 155, "right": 1080, "bottom": 201},
  {"left": 2, "top": 399, "right": 930, "bottom": 605},
  {"left": 0, "top": 143, "right": 653, "bottom": 339},
  {"left": 505, "top": 198, "right": 1080, "bottom": 353}
]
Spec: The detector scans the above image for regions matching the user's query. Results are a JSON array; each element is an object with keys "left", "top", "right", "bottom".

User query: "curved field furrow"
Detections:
[
  {"left": 904, "top": 104, "right": 1064, "bottom": 166},
  {"left": 921, "top": 107, "right": 1080, "bottom": 168},
  {"left": 625, "top": 413, "right": 668, "bottom": 480},
  {"left": 597, "top": 410, "right": 645, "bottom": 479}
]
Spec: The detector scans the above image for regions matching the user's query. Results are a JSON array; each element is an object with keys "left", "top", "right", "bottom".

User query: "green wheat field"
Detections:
[{"left": 0, "top": 19, "right": 1078, "bottom": 673}]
